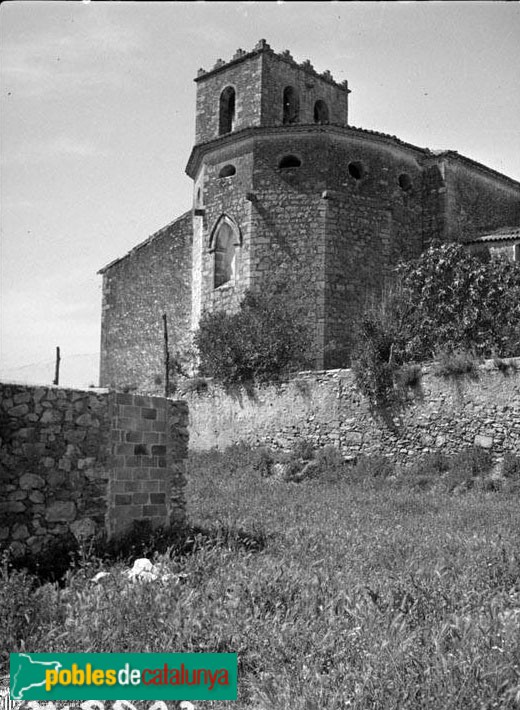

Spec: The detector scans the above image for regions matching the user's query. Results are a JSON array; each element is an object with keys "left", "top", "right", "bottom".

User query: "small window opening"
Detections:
[
  {"left": 212, "top": 219, "right": 239, "bottom": 289},
  {"left": 219, "top": 164, "right": 236, "bottom": 178},
  {"left": 196, "top": 188, "right": 202, "bottom": 205},
  {"left": 278, "top": 155, "right": 302, "bottom": 169},
  {"left": 219, "top": 86, "right": 236, "bottom": 135},
  {"left": 283, "top": 86, "right": 300, "bottom": 125},
  {"left": 348, "top": 161, "right": 365, "bottom": 180},
  {"left": 314, "top": 100, "right": 329, "bottom": 125},
  {"left": 398, "top": 173, "right": 412, "bottom": 191}
]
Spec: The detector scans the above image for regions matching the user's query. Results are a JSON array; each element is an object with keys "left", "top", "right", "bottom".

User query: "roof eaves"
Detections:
[{"left": 98, "top": 210, "right": 192, "bottom": 275}]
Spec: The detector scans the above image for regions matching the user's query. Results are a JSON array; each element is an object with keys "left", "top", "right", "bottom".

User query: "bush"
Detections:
[
  {"left": 502, "top": 453, "right": 520, "bottom": 480},
  {"left": 397, "top": 244, "right": 520, "bottom": 360},
  {"left": 351, "top": 454, "right": 395, "bottom": 482},
  {"left": 433, "top": 349, "right": 481, "bottom": 378},
  {"left": 444, "top": 447, "right": 493, "bottom": 492},
  {"left": 352, "top": 245, "right": 520, "bottom": 408},
  {"left": 4, "top": 532, "right": 79, "bottom": 584},
  {"left": 493, "top": 357, "right": 518, "bottom": 375},
  {"left": 194, "top": 289, "right": 313, "bottom": 385},
  {"left": 179, "top": 376, "right": 209, "bottom": 395}
]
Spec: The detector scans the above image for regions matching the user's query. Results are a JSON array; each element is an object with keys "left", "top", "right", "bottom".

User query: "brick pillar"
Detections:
[{"left": 107, "top": 393, "right": 188, "bottom": 538}]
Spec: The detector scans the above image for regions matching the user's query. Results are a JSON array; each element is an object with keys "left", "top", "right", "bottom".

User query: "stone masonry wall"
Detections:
[
  {"left": 0, "top": 384, "right": 188, "bottom": 558},
  {"left": 99, "top": 211, "right": 192, "bottom": 395},
  {"left": 444, "top": 160, "right": 520, "bottom": 244},
  {"left": 185, "top": 361, "right": 520, "bottom": 465}
]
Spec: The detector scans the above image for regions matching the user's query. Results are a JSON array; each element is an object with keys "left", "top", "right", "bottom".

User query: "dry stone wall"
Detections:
[
  {"left": 185, "top": 361, "right": 520, "bottom": 464},
  {"left": 0, "top": 384, "right": 188, "bottom": 558}
]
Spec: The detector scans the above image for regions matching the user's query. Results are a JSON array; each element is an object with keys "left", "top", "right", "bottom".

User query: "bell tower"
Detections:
[{"left": 186, "top": 40, "right": 351, "bottom": 366}]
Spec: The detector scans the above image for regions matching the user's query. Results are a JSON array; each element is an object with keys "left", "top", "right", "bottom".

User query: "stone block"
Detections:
[
  {"left": 64, "top": 429, "right": 86, "bottom": 443},
  {"left": 8, "top": 490, "right": 27, "bottom": 501},
  {"left": 474, "top": 434, "right": 493, "bottom": 449},
  {"left": 48, "top": 471, "right": 66, "bottom": 487},
  {"left": 20, "top": 473, "right": 45, "bottom": 489},
  {"left": 141, "top": 408, "right": 157, "bottom": 420},
  {"left": 14, "top": 427, "right": 36, "bottom": 440},
  {"left": 143, "top": 505, "right": 167, "bottom": 517},
  {"left": 13, "top": 392, "right": 32, "bottom": 405},
  {"left": 0, "top": 501, "right": 25, "bottom": 514},
  {"left": 9, "top": 541, "right": 25, "bottom": 557},
  {"left": 41, "top": 409, "right": 61, "bottom": 424},
  {"left": 8, "top": 404, "right": 30, "bottom": 417},
  {"left": 76, "top": 413, "right": 94, "bottom": 427},
  {"left": 46, "top": 501, "right": 76, "bottom": 522},
  {"left": 70, "top": 517, "right": 96, "bottom": 541},
  {"left": 12, "top": 524, "right": 29, "bottom": 540},
  {"left": 29, "top": 490, "right": 45, "bottom": 504},
  {"left": 22, "top": 443, "right": 47, "bottom": 457}
]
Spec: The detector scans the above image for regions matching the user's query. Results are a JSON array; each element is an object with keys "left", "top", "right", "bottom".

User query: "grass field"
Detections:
[{"left": 2, "top": 445, "right": 520, "bottom": 709}]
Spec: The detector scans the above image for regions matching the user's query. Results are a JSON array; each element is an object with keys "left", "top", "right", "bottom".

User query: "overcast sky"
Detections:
[{"left": 1, "top": 1, "right": 519, "bottom": 384}]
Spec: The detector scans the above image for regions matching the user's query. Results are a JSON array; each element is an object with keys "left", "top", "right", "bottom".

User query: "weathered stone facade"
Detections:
[
  {"left": 0, "top": 384, "right": 188, "bottom": 557},
  {"left": 99, "top": 40, "right": 520, "bottom": 391},
  {"left": 185, "top": 360, "right": 520, "bottom": 465},
  {"left": 99, "top": 212, "right": 192, "bottom": 393}
]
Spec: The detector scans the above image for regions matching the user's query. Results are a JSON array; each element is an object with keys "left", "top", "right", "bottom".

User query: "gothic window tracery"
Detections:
[{"left": 210, "top": 216, "right": 241, "bottom": 288}]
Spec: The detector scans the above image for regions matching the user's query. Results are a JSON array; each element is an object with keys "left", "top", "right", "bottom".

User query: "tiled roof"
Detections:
[{"left": 466, "top": 227, "right": 520, "bottom": 244}]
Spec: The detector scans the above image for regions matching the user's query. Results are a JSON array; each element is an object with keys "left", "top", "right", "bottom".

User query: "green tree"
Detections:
[
  {"left": 353, "top": 243, "right": 520, "bottom": 407},
  {"left": 398, "top": 243, "right": 520, "bottom": 359}
]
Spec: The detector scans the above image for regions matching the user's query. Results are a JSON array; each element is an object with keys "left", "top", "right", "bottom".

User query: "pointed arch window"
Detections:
[
  {"left": 314, "top": 100, "right": 329, "bottom": 124},
  {"left": 219, "top": 86, "right": 236, "bottom": 135},
  {"left": 283, "top": 86, "right": 299, "bottom": 125},
  {"left": 210, "top": 216, "right": 241, "bottom": 288}
]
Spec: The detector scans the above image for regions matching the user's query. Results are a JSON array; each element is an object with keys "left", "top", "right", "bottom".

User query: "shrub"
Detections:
[
  {"left": 493, "top": 357, "right": 518, "bottom": 375},
  {"left": 352, "top": 244, "right": 520, "bottom": 407},
  {"left": 433, "top": 349, "right": 481, "bottom": 378},
  {"left": 397, "top": 244, "right": 520, "bottom": 360},
  {"left": 291, "top": 439, "right": 315, "bottom": 461},
  {"left": 313, "top": 445, "right": 348, "bottom": 482},
  {"left": 396, "top": 363, "right": 423, "bottom": 389},
  {"left": 179, "top": 376, "right": 209, "bottom": 395},
  {"left": 502, "top": 453, "right": 520, "bottom": 480},
  {"left": 352, "top": 282, "right": 417, "bottom": 408},
  {"left": 252, "top": 447, "right": 276, "bottom": 477},
  {"left": 194, "top": 288, "right": 313, "bottom": 385},
  {"left": 444, "top": 447, "right": 493, "bottom": 491},
  {"left": 351, "top": 454, "right": 395, "bottom": 481},
  {"left": 5, "top": 532, "right": 79, "bottom": 584}
]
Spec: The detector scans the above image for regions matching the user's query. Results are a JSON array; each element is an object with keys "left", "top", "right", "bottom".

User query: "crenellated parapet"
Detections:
[{"left": 195, "top": 39, "right": 350, "bottom": 93}]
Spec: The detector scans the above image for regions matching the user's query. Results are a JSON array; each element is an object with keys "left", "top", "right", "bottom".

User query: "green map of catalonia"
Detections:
[{"left": 11, "top": 654, "right": 62, "bottom": 700}]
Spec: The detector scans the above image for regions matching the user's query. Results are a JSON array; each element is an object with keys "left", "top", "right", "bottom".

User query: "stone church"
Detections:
[{"left": 99, "top": 40, "right": 520, "bottom": 393}]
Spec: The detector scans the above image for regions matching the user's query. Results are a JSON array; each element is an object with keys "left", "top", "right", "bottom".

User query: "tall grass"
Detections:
[{"left": 1, "top": 445, "right": 520, "bottom": 709}]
